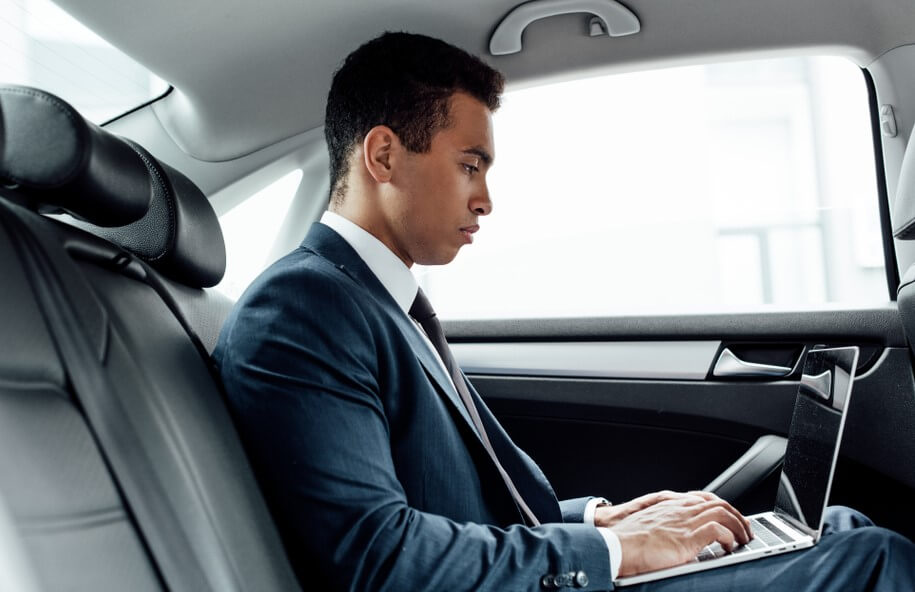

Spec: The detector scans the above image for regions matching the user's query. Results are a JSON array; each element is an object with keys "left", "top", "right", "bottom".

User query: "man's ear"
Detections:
[{"left": 362, "top": 125, "right": 398, "bottom": 183}]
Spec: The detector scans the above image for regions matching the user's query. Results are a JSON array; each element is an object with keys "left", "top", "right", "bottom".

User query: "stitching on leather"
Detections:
[
  {"left": 124, "top": 141, "right": 175, "bottom": 262},
  {"left": 0, "top": 87, "right": 83, "bottom": 186}
]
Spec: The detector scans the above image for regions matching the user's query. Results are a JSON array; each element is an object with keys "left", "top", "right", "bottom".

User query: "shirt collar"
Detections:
[{"left": 319, "top": 210, "right": 418, "bottom": 314}]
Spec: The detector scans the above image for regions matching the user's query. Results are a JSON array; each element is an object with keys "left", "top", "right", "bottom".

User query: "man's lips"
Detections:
[{"left": 460, "top": 224, "right": 479, "bottom": 243}]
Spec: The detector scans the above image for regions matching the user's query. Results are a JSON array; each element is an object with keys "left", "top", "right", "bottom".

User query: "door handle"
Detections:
[{"left": 712, "top": 348, "right": 793, "bottom": 378}]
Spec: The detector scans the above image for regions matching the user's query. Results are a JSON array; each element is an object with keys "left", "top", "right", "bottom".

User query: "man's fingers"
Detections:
[
  {"left": 613, "top": 494, "right": 754, "bottom": 576},
  {"left": 635, "top": 490, "right": 681, "bottom": 506},
  {"left": 707, "top": 497, "right": 752, "bottom": 541},
  {"left": 692, "top": 521, "right": 738, "bottom": 553},
  {"left": 688, "top": 503, "right": 751, "bottom": 545},
  {"left": 686, "top": 490, "right": 717, "bottom": 500},
  {"left": 673, "top": 494, "right": 709, "bottom": 507},
  {"left": 685, "top": 492, "right": 753, "bottom": 539},
  {"left": 621, "top": 491, "right": 753, "bottom": 545},
  {"left": 622, "top": 490, "right": 688, "bottom": 514}
]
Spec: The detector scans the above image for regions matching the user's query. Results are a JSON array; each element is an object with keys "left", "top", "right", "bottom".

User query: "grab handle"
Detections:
[{"left": 489, "top": 0, "right": 640, "bottom": 55}]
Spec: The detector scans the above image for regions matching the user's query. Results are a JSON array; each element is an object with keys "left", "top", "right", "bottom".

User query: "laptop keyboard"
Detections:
[
  {"left": 696, "top": 516, "right": 794, "bottom": 561},
  {"left": 754, "top": 516, "right": 795, "bottom": 544}
]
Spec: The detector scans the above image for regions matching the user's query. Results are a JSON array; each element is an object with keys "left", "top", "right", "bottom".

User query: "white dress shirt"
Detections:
[{"left": 319, "top": 210, "right": 622, "bottom": 580}]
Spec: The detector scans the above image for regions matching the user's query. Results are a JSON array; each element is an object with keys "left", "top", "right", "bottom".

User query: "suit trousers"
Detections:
[{"left": 628, "top": 506, "right": 915, "bottom": 592}]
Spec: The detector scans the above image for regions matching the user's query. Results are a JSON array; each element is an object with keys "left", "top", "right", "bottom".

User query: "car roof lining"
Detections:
[{"left": 55, "top": 0, "right": 915, "bottom": 161}]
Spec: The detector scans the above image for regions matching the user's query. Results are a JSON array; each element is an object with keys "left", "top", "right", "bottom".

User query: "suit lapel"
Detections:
[
  {"left": 300, "top": 223, "right": 481, "bottom": 440},
  {"left": 300, "top": 223, "right": 564, "bottom": 525},
  {"left": 388, "top": 312, "right": 482, "bottom": 438}
]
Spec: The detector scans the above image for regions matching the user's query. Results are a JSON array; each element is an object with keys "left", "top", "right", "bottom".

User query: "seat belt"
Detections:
[{"left": 0, "top": 201, "right": 213, "bottom": 592}]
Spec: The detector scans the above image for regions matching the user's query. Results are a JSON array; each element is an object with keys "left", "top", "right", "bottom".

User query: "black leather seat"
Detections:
[{"left": 0, "top": 85, "right": 299, "bottom": 591}]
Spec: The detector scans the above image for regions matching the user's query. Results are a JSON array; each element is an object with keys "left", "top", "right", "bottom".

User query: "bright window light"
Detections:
[
  {"left": 217, "top": 169, "right": 303, "bottom": 300},
  {"left": 414, "top": 56, "right": 885, "bottom": 319},
  {"left": 0, "top": 0, "right": 168, "bottom": 122}
]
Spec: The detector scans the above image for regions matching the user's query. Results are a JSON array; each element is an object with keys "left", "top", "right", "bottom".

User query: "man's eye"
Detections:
[{"left": 462, "top": 163, "right": 479, "bottom": 175}]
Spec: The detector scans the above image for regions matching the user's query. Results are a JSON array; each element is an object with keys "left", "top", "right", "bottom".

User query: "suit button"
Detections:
[
  {"left": 541, "top": 575, "right": 556, "bottom": 589},
  {"left": 573, "top": 570, "right": 589, "bottom": 588}
]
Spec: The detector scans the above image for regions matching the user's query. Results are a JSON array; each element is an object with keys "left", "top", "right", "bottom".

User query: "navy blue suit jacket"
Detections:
[{"left": 214, "top": 223, "right": 611, "bottom": 591}]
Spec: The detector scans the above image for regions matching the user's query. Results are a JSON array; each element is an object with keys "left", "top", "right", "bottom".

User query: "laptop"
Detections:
[{"left": 615, "top": 345, "right": 860, "bottom": 587}]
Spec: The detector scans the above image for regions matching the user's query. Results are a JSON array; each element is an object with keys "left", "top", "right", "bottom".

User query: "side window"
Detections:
[
  {"left": 1, "top": 0, "right": 168, "bottom": 122},
  {"left": 216, "top": 169, "right": 303, "bottom": 299},
  {"left": 414, "top": 56, "right": 886, "bottom": 320}
]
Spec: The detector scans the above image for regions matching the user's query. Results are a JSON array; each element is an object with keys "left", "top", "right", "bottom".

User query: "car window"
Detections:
[
  {"left": 2, "top": 0, "right": 168, "bottom": 123},
  {"left": 413, "top": 55, "right": 886, "bottom": 320},
  {"left": 217, "top": 169, "right": 303, "bottom": 299}
]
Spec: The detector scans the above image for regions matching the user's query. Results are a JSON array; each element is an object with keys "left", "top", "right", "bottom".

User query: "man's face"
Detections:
[{"left": 385, "top": 92, "right": 494, "bottom": 266}]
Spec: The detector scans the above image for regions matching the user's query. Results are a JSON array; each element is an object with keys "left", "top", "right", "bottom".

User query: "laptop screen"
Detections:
[{"left": 774, "top": 346, "right": 859, "bottom": 538}]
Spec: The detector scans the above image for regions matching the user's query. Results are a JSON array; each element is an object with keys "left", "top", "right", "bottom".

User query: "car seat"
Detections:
[{"left": 0, "top": 85, "right": 299, "bottom": 591}]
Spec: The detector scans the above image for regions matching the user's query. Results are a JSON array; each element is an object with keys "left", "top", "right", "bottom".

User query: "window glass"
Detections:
[
  {"left": 414, "top": 56, "right": 886, "bottom": 320},
  {"left": 1, "top": 0, "right": 168, "bottom": 123},
  {"left": 217, "top": 169, "right": 303, "bottom": 300}
]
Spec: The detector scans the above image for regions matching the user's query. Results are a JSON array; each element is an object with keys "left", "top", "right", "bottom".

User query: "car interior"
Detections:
[{"left": 3, "top": 0, "right": 915, "bottom": 590}]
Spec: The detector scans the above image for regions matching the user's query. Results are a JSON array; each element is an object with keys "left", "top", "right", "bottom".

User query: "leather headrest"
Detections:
[
  {"left": 0, "top": 85, "right": 150, "bottom": 226},
  {"left": 0, "top": 85, "right": 226, "bottom": 288},
  {"left": 75, "top": 141, "right": 227, "bottom": 288}
]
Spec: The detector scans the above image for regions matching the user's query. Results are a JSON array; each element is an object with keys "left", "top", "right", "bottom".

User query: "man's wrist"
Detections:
[
  {"left": 583, "top": 497, "right": 611, "bottom": 526},
  {"left": 595, "top": 526, "right": 623, "bottom": 581},
  {"left": 584, "top": 498, "right": 621, "bottom": 582}
]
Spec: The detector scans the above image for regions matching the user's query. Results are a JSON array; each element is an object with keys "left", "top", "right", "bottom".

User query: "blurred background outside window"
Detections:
[{"left": 414, "top": 56, "right": 886, "bottom": 319}]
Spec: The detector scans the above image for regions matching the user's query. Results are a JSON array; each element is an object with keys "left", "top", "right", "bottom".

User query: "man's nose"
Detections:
[{"left": 470, "top": 184, "right": 493, "bottom": 216}]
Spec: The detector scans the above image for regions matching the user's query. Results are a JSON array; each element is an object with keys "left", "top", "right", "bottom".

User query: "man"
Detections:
[{"left": 214, "top": 32, "right": 915, "bottom": 591}]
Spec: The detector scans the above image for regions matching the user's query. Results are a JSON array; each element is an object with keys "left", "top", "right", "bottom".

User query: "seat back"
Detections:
[{"left": 0, "top": 85, "right": 299, "bottom": 591}]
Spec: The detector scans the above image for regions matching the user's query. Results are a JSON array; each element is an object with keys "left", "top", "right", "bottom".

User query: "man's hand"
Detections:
[{"left": 597, "top": 491, "right": 753, "bottom": 577}]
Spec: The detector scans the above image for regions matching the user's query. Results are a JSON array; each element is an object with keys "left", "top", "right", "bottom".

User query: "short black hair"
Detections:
[{"left": 324, "top": 32, "right": 505, "bottom": 204}]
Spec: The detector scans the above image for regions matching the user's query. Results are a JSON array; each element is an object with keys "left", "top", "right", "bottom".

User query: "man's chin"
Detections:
[{"left": 416, "top": 248, "right": 461, "bottom": 267}]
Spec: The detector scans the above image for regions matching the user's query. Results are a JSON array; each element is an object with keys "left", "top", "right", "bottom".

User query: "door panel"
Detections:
[
  {"left": 454, "top": 341, "right": 721, "bottom": 380},
  {"left": 475, "top": 375, "right": 796, "bottom": 504},
  {"left": 448, "top": 306, "right": 915, "bottom": 538},
  {"left": 445, "top": 307, "right": 905, "bottom": 344}
]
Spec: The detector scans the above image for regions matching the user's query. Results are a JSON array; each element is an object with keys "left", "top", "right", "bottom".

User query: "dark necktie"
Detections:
[{"left": 409, "top": 288, "right": 540, "bottom": 527}]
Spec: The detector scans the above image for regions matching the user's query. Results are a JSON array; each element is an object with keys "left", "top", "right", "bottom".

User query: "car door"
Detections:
[{"left": 448, "top": 309, "right": 915, "bottom": 537}]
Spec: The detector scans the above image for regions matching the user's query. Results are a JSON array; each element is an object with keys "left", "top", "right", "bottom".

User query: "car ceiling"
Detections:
[{"left": 56, "top": 0, "right": 915, "bottom": 162}]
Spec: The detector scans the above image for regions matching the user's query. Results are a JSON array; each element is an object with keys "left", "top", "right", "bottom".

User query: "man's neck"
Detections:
[{"left": 327, "top": 203, "right": 413, "bottom": 267}]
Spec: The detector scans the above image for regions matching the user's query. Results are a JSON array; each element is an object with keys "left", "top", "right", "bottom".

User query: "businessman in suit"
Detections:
[{"left": 214, "top": 32, "right": 915, "bottom": 591}]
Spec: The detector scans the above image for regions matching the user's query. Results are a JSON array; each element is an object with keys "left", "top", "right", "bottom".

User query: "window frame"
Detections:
[{"left": 865, "top": 69, "right": 902, "bottom": 300}]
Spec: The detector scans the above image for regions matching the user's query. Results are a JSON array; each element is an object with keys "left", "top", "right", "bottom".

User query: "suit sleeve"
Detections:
[
  {"left": 217, "top": 267, "right": 613, "bottom": 592},
  {"left": 560, "top": 497, "right": 597, "bottom": 523}
]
